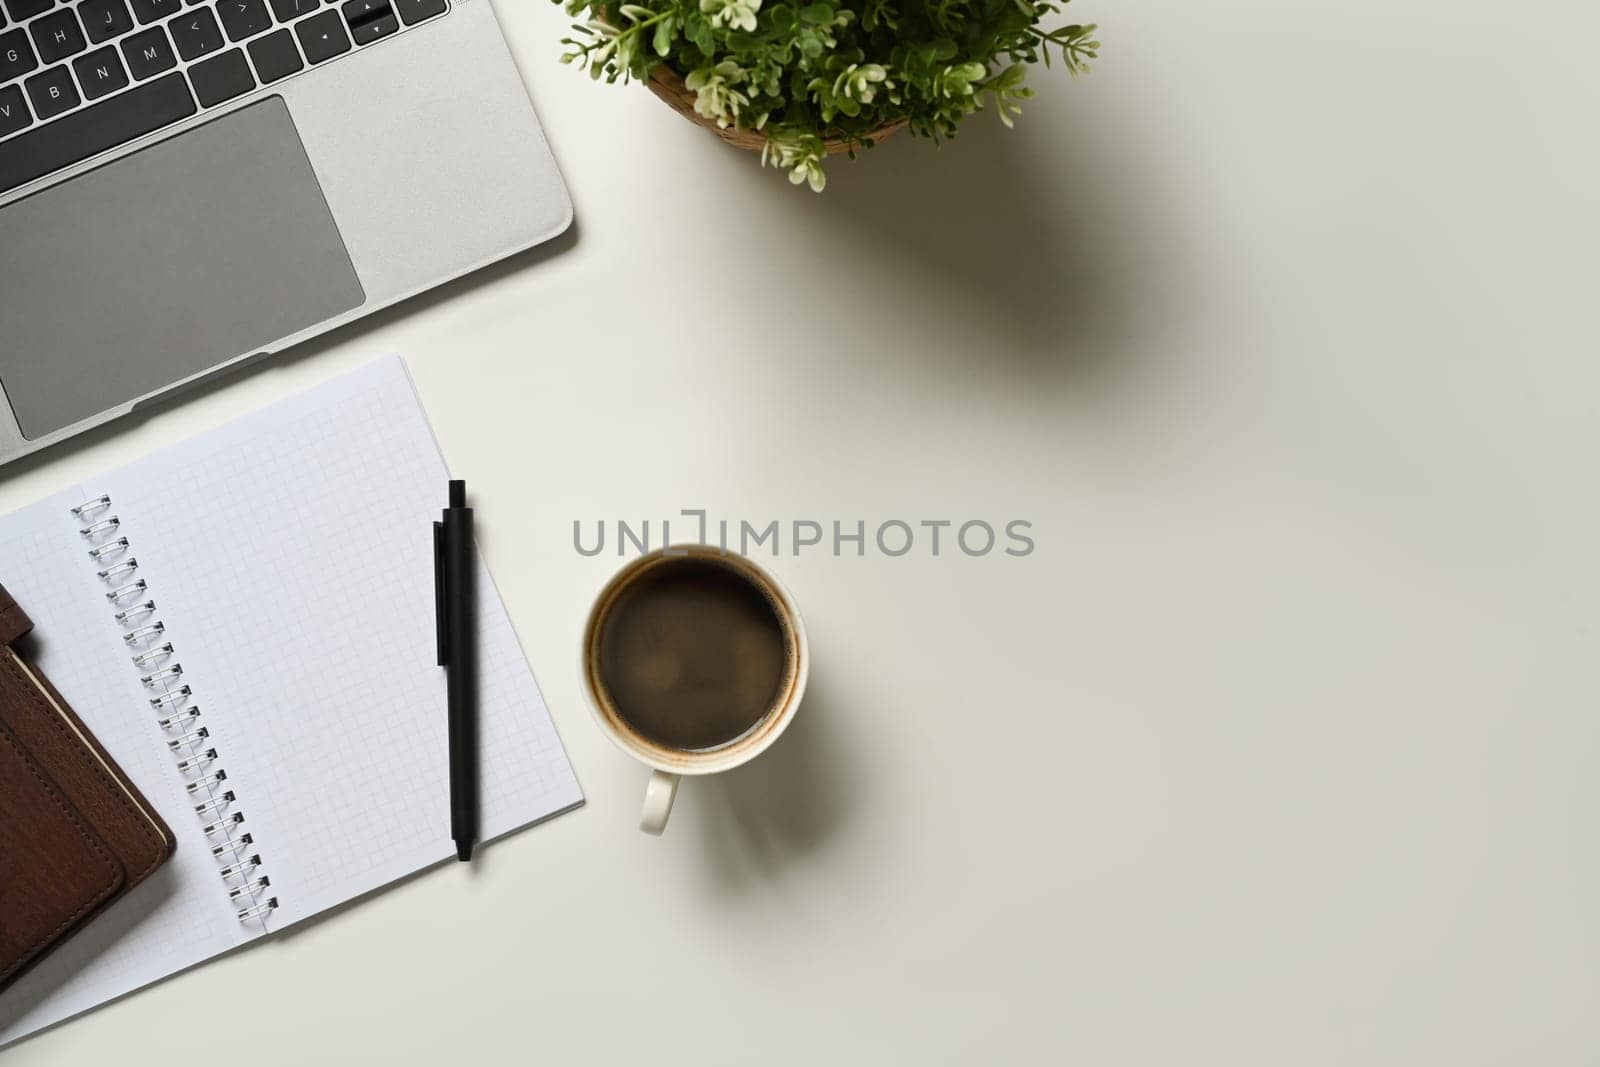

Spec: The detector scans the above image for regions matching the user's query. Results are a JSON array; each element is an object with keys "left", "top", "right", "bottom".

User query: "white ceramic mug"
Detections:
[{"left": 582, "top": 544, "right": 809, "bottom": 835}]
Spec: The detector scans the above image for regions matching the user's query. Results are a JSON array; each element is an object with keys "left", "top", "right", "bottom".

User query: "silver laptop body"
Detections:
[{"left": 0, "top": 0, "right": 571, "bottom": 466}]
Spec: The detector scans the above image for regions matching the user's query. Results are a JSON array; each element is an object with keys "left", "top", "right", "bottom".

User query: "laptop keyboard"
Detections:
[{"left": 0, "top": 0, "right": 447, "bottom": 194}]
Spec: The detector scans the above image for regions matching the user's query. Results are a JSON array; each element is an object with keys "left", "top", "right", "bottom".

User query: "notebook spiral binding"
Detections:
[{"left": 72, "top": 494, "right": 279, "bottom": 926}]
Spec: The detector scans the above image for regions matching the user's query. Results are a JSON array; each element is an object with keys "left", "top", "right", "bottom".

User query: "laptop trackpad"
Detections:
[{"left": 0, "top": 98, "right": 364, "bottom": 440}]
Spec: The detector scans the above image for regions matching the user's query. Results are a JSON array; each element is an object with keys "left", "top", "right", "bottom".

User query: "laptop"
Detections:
[{"left": 0, "top": 0, "right": 571, "bottom": 466}]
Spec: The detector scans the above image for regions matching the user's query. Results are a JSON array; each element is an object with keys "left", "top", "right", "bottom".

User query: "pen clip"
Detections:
[{"left": 433, "top": 519, "right": 448, "bottom": 667}]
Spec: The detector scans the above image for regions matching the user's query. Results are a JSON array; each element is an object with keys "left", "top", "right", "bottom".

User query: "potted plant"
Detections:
[{"left": 557, "top": 0, "right": 1099, "bottom": 190}]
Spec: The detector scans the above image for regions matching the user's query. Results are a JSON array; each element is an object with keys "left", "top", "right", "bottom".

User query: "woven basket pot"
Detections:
[{"left": 646, "top": 65, "right": 909, "bottom": 154}]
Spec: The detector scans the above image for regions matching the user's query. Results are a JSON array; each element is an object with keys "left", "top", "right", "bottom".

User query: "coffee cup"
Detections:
[{"left": 581, "top": 544, "right": 809, "bottom": 834}]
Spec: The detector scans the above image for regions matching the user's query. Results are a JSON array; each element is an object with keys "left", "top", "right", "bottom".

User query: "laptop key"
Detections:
[
  {"left": 217, "top": 0, "right": 271, "bottom": 42},
  {"left": 393, "top": 0, "right": 443, "bottom": 25},
  {"left": 187, "top": 46, "right": 251, "bottom": 106},
  {"left": 340, "top": 0, "right": 393, "bottom": 45},
  {"left": 73, "top": 44, "right": 128, "bottom": 98},
  {"left": 293, "top": 9, "right": 345, "bottom": 63},
  {"left": 120, "top": 25, "right": 175, "bottom": 77},
  {"left": 0, "top": 71, "right": 194, "bottom": 194},
  {"left": 129, "top": 0, "right": 180, "bottom": 24},
  {"left": 3, "top": 0, "right": 52, "bottom": 23},
  {"left": 267, "top": 0, "right": 316, "bottom": 20},
  {"left": 168, "top": 5, "right": 220, "bottom": 59},
  {"left": 80, "top": 0, "right": 133, "bottom": 43},
  {"left": 0, "top": 27, "right": 37, "bottom": 81},
  {"left": 24, "top": 63, "right": 77, "bottom": 119},
  {"left": 0, "top": 84, "right": 29, "bottom": 138},
  {"left": 31, "top": 10, "right": 86, "bottom": 64},
  {"left": 246, "top": 27, "right": 299, "bottom": 82}
]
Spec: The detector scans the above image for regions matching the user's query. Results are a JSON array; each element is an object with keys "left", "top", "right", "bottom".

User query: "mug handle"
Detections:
[{"left": 640, "top": 770, "right": 680, "bottom": 835}]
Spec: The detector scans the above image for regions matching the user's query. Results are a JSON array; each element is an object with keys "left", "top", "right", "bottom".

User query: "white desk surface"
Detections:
[{"left": 5, "top": 0, "right": 1598, "bottom": 1062}]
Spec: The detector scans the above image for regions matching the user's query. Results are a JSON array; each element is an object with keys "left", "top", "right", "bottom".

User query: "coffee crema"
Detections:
[{"left": 593, "top": 556, "right": 793, "bottom": 753}]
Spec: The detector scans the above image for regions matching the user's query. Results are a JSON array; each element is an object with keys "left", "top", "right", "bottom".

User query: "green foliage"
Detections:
[{"left": 558, "top": 0, "right": 1098, "bottom": 190}]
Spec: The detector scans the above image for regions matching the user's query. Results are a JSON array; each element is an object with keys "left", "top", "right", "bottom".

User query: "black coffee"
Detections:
[{"left": 596, "top": 557, "right": 791, "bottom": 752}]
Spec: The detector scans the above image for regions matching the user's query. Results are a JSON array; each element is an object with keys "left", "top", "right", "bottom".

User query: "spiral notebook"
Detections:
[{"left": 0, "top": 357, "right": 583, "bottom": 1047}]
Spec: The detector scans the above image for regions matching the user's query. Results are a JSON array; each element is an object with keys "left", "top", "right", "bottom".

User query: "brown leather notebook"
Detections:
[{"left": 0, "top": 584, "right": 174, "bottom": 994}]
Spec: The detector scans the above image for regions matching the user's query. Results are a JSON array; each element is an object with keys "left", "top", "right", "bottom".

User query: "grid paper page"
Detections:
[
  {"left": 97, "top": 357, "right": 583, "bottom": 925},
  {"left": 0, "top": 494, "right": 257, "bottom": 1049},
  {"left": 0, "top": 357, "right": 580, "bottom": 1049}
]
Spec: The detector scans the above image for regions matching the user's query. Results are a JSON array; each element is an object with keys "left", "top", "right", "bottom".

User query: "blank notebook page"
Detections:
[
  {"left": 89, "top": 356, "right": 584, "bottom": 925},
  {"left": 0, "top": 357, "right": 579, "bottom": 1047}
]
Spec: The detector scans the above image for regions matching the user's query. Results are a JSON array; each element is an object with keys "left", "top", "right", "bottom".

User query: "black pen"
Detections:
[{"left": 434, "top": 479, "right": 478, "bottom": 861}]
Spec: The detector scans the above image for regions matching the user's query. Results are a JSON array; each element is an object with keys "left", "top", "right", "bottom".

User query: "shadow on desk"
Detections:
[
  {"left": 694, "top": 671, "right": 862, "bottom": 887},
  {"left": 746, "top": 103, "right": 1171, "bottom": 385}
]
